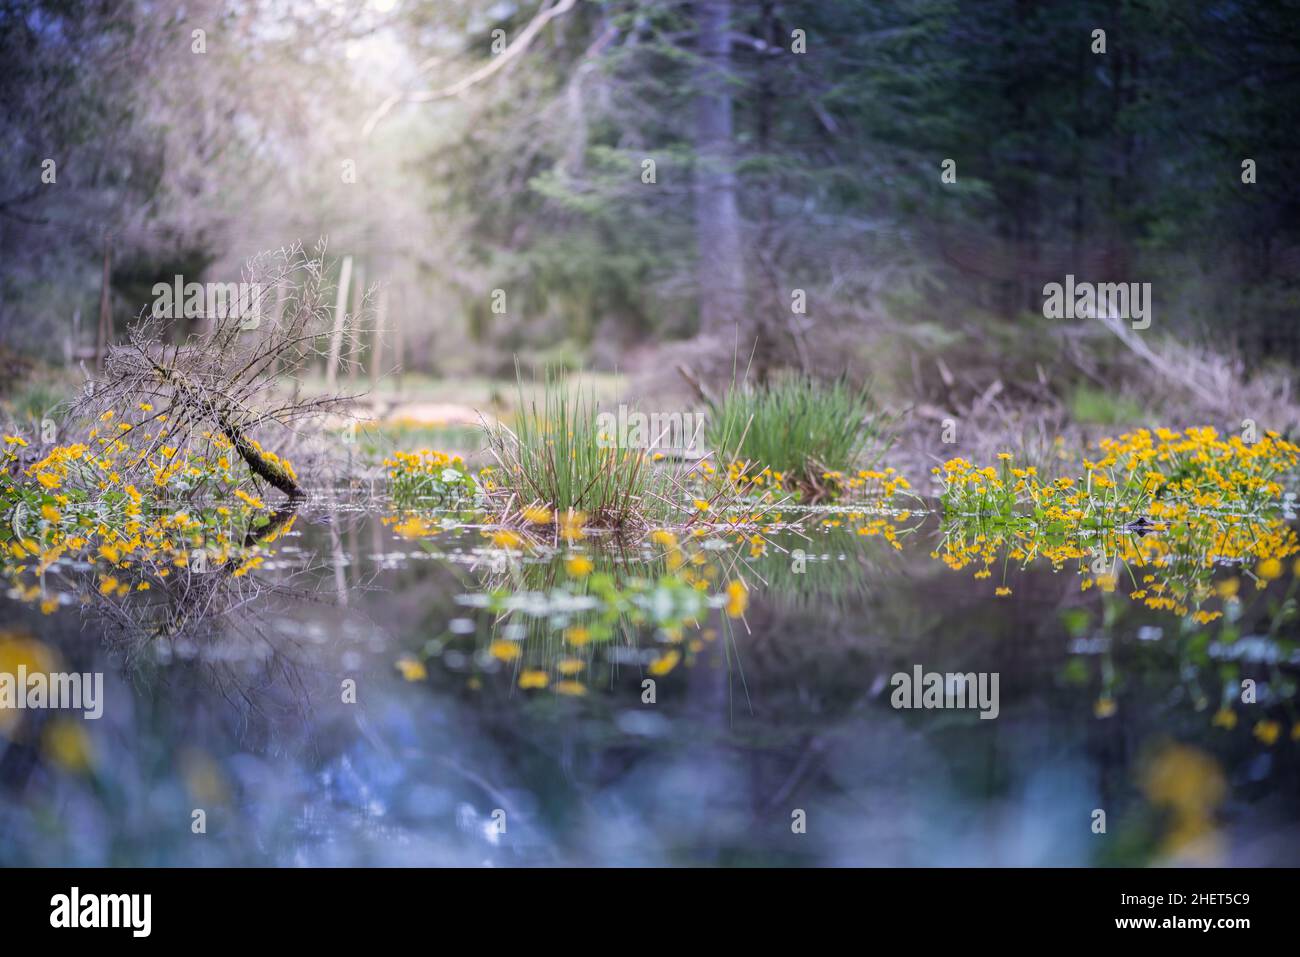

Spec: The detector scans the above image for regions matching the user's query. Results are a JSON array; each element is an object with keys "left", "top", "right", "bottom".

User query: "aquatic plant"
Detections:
[
  {"left": 704, "top": 375, "right": 891, "bottom": 501},
  {"left": 383, "top": 449, "right": 476, "bottom": 505},
  {"left": 1, "top": 433, "right": 292, "bottom": 618},
  {"left": 933, "top": 510, "right": 1300, "bottom": 621},
  {"left": 479, "top": 369, "right": 672, "bottom": 528},
  {"left": 476, "top": 368, "right": 787, "bottom": 531},
  {"left": 934, "top": 427, "right": 1300, "bottom": 523}
]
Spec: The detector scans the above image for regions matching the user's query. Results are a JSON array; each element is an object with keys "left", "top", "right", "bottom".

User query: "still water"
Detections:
[{"left": 2, "top": 490, "right": 1298, "bottom": 866}]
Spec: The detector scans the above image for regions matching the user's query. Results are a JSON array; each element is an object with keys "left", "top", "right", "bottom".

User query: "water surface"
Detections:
[{"left": 2, "top": 490, "right": 1297, "bottom": 866}]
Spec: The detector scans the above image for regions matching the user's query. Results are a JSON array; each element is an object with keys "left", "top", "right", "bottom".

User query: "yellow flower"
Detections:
[
  {"left": 557, "top": 659, "right": 585, "bottom": 676},
  {"left": 521, "top": 506, "right": 552, "bottom": 525},
  {"left": 565, "top": 626, "right": 591, "bottom": 647},
  {"left": 1257, "top": 558, "right": 1283, "bottom": 581},
  {"left": 1215, "top": 577, "right": 1240, "bottom": 599},
  {"left": 1252, "top": 719, "right": 1281, "bottom": 746},
  {"left": 42, "top": 719, "right": 92, "bottom": 773},
  {"left": 1211, "top": 707, "right": 1237, "bottom": 730},
  {"left": 395, "top": 656, "right": 427, "bottom": 682},
  {"left": 558, "top": 510, "right": 586, "bottom": 541},
  {"left": 565, "top": 554, "right": 594, "bottom": 578},
  {"left": 724, "top": 580, "right": 748, "bottom": 618},
  {"left": 555, "top": 680, "right": 587, "bottom": 696},
  {"left": 40, "top": 504, "right": 62, "bottom": 523},
  {"left": 693, "top": 499, "right": 711, "bottom": 513},
  {"left": 233, "top": 489, "right": 265, "bottom": 509},
  {"left": 518, "top": 669, "right": 549, "bottom": 690},
  {"left": 490, "top": 529, "right": 522, "bottom": 549},
  {"left": 1094, "top": 697, "right": 1117, "bottom": 718},
  {"left": 994, "top": 586, "right": 1012, "bottom": 597},
  {"left": 647, "top": 650, "right": 681, "bottom": 676},
  {"left": 394, "top": 516, "right": 435, "bottom": 539},
  {"left": 489, "top": 640, "right": 520, "bottom": 661}
]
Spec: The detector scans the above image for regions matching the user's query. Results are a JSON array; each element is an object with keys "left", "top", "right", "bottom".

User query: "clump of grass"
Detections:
[
  {"left": 483, "top": 368, "right": 677, "bottom": 529},
  {"left": 705, "top": 375, "right": 891, "bottom": 500}
]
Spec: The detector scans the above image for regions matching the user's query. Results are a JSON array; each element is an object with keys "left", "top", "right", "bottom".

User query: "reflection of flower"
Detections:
[
  {"left": 1141, "top": 742, "right": 1226, "bottom": 864},
  {"left": 936, "top": 511, "right": 1298, "bottom": 620},
  {"left": 1257, "top": 558, "right": 1283, "bottom": 581},
  {"left": 43, "top": 720, "right": 93, "bottom": 773},
  {"left": 1253, "top": 720, "right": 1281, "bottom": 746},
  {"left": 565, "top": 554, "right": 594, "bottom": 578},
  {"left": 648, "top": 650, "right": 680, "bottom": 676},
  {"left": 1211, "top": 708, "right": 1237, "bottom": 730},
  {"left": 518, "top": 669, "right": 548, "bottom": 690},
  {"left": 395, "top": 656, "right": 427, "bottom": 682}
]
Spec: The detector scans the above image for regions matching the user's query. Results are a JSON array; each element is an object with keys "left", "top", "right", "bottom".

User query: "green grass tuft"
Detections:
[
  {"left": 483, "top": 366, "right": 676, "bottom": 528},
  {"left": 704, "top": 375, "right": 891, "bottom": 497}
]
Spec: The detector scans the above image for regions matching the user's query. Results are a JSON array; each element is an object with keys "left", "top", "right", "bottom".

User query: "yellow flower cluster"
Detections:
[
  {"left": 936, "top": 427, "right": 1299, "bottom": 523},
  {"left": 382, "top": 448, "right": 463, "bottom": 476},
  {"left": 2, "top": 429, "right": 290, "bottom": 612}
]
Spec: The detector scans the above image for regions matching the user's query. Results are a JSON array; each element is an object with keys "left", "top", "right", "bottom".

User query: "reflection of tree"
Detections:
[{"left": 73, "top": 503, "right": 366, "bottom": 713}]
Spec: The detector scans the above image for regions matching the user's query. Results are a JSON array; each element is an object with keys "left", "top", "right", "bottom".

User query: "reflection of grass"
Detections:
[
  {"left": 705, "top": 375, "right": 891, "bottom": 499},
  {"left": 757, "top": 512, "right": 923, "bottom": 611}
]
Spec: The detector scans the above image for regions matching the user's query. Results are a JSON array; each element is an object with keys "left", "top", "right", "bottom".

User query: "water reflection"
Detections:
[{"left": 1, "top": 491, "right": 1297, "bottom": 865}]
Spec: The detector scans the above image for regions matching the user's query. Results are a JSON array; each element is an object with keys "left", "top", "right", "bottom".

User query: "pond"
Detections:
[{"left": 1, "top": 487, "right": 1298, "bottom": 866}]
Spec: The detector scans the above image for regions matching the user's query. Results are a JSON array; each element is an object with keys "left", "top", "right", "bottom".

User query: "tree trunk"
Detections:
[
  {"left": 370, "top": 286, "right": 387, "bottom": 391},
  {"left": 692, "top": 0, "right": 746, "bottom": 344},
  {"left": 97, "top": 236, "right": 112, "bottom": 371},
  {"left": 325, "top": 255, "right": 353, "bottom": 388},
  {"left": 392, "top": 282, "right": 405, "bottom": 394},
  {"left": 347, "top": 264, "right": 364, "bottom": 387}
]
